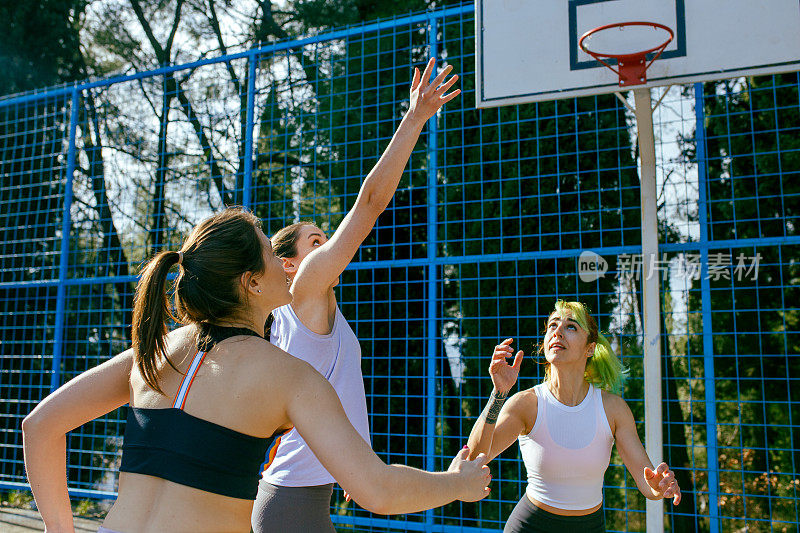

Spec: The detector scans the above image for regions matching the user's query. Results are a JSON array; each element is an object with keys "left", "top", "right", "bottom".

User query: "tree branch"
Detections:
[
  {"left": 173, "top": 78, "right": 234, "bottom": 205},
  {"left": 165, "top": 0, "right": 186, "bottom": 57},
  {"left": 207, "top": 0, "right": 241, "bottom": 94},
  {"left": 129, "top": 0, "right": 166, "bottom": 63}
]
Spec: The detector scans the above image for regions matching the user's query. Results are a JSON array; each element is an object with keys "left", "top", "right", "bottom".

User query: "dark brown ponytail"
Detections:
[
  {"left": 131, "top": 251, "right": 181, "bottom": 394},
  {"left": 131, "top": 207, "right": 266, "bottom": 394}
]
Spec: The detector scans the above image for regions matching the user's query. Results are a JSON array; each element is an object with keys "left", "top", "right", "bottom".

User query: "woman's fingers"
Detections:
[
  {"left": 425, "top": 64, "right": 454, "bottom": 94},
  {"left": 490, "top": 339, "right": 522, "bottom": 379},
  {"left": 410, "top": 67, "right": 421, "bottom": 91},
  {"left": 440, "top": 88, "right": 462, "bottom": 104},
  {"left": 408, "top": 59, "right": 461, "bottom": 118},
  {"left": 419, "top": 58, "right": 435, "bottom": 90},
  {"left": 492, "top": 347, "right": 514, "bottom": 361},
  {"left": 511, "top": 350, "right": 524, "bottom": 370},
  {"left": 658, "top": 470, "right": 675, "bottom": 492},
  {"left": 646, "top": 463, "right": 681, "bottom": 504},
  {"left": 494, "top": 340, "right": 514, "bottom": 353},
  {"left": 434, "top": 72, "right": 459, "bottom": 96}
]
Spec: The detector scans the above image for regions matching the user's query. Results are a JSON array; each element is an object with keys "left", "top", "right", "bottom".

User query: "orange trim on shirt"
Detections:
[{"left": 262, "top": 427, "right": 294, "bottom": 472}]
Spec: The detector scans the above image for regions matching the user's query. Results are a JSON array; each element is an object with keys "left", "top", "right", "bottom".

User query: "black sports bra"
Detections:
[{"left": 120, "top": 324, "right": 278, "bottom": 500}]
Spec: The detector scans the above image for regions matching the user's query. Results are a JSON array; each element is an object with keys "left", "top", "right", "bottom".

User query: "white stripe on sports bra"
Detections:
[{"left": 172, "top": 350, "right": 207, "bottom": 409}]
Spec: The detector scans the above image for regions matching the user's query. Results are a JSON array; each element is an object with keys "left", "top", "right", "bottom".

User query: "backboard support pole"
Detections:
[{"left": 633, "top": 87, "right": 665, "bottom": 533}]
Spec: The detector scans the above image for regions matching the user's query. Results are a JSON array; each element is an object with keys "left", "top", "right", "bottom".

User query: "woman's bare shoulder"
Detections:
[
  {"left": 600, "top": 389, "right": 628, "bottom": 411},
  {"left": 504, "top": 387, "right": 538, "bottom": 434},
  {"left": 599, "top": 389, "right": 633, "bottom": 434},
  {"left": 235, "top": 336, "right": 320, "bottom": 382},
  {"left": 505, "top": 387, "right": 538, "bottom": 416},
  {"left": 513, "top": 386, "right": 539, "bottom": 402}
]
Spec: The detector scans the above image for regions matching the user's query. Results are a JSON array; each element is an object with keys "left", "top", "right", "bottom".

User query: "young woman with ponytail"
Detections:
[
  {"left": 466, "top": 300, "right": 681, "bottom": 533},
  {"left": 22, "top": 208, "right": 491, "bottom": 533}
]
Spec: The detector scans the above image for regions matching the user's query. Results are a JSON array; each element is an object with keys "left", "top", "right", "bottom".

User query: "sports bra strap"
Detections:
[
  {"left": 172, "top": 350, "right": 207, "bottom": 409},
  {"left": 171, "top": 323, "right": 263, "bottom": 410}
]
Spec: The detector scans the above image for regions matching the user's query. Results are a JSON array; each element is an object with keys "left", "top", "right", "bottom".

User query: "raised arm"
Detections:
[
  {"left": 280, "top": 355, "right": 490, "bottom": 514},
  {"left": 466, "top": 339, "right": 527, "bottom": 461},
  {"left": 22, "top": 349, "right": 133, "bottom": 532},
  {"left": 292, "top": 58, "right": 460, "bottom": 299},
  {"left": 607, "top": 393, "right": 682, "bottom": 505}
]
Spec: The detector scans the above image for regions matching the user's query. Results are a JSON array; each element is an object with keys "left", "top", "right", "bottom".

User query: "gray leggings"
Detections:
[{"left": 251, "top": 480, "right": 335, "bottom": 533}]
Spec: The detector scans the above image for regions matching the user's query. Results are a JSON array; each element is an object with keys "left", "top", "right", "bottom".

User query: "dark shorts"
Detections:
[
  {"left": 503, "top": 495, "right": 605, "bottom": 533},
  {"left": 251, "top": 480, "right": 335, "bottom": 533}
]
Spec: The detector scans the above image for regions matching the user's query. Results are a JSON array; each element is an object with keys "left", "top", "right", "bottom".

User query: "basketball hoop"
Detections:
[{"left": 579, "top": 22, "right": 674, "bottom": 87}]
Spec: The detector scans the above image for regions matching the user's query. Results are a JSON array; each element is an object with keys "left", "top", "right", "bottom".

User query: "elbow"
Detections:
[
  {"left": 21, "top": 412, "right": 42, "bottom": 444},
  {"left": 22, "top": 408, "right": 55, "bottom": 443},
  {"left": 363, "top": 495, "right": 393, "bottom": 516},
  {"left": 349, "top": 470, "right": 395, "bottom": 515},
  {"left": 357, "top": 188, "right": 389, "bottom": 217},
  {"left": 354, "top": 487, "right": 393, "bottom": 515},
  {"left": 21, "top": 412, "right": 37, "bottom": 436}
]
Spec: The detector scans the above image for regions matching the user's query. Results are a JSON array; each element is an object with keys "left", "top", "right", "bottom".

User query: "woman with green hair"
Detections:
[{"left": 466, "top": 300, "right": 681, "bottom": 532}]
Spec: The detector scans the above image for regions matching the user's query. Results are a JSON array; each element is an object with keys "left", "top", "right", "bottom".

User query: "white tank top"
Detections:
[
  {"left": 262, "top": 303, "right": 370, "bottom": 486},
  {"left": 518, "top": 383, "right": 613, "bottom": 510}
]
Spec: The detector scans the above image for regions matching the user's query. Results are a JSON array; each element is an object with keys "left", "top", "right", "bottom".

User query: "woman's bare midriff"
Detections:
[
  {"left": 102, "top": 472, "right": 253, "bottom": 533},
  {"left": 526, "top": 494, "right": 602, "bottom": 516}
]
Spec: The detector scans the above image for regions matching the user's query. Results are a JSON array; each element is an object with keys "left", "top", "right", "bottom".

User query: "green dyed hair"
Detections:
[{"left": 541, "top": 300, "right": 628, "bottom": 394}]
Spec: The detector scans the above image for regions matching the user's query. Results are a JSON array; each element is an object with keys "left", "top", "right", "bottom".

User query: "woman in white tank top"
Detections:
[
  {"left": 466, "top": 300, "right": 682, "bottom": 532},
  {"left": 251, "top": 58, "right": 462, "bottom": 533}
]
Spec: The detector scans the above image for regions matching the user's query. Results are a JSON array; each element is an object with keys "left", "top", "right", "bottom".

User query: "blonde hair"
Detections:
[{"left": 540, "top": 300, "right": 627, "bottom": 394}]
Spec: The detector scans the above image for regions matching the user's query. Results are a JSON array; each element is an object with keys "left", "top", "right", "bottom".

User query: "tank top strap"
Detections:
[
  {"left": 528, "top": 383, "right": 548, "bottom": 437},
  {"left": 172, "top": 349, "right": 208, "bottom": 409},
  {"left": 594, "top": 385, "right": 613, "bottom": 436},
  {"left": 171, "top": 324, "right": 263, "bottom": 410}
]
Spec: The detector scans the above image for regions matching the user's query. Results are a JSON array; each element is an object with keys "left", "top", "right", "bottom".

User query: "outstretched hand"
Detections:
[
  {"left": 408, "top": 58, "right": 460, "bottom": 123},
  {"left": 644, "top": 463, "right": 681, "bottom": 505},
  {"left": 489, "top": 338, "right": 523, "bottom": 394},
  {"left": 448, "top": 446, "right": 492, "bottom": 502}
]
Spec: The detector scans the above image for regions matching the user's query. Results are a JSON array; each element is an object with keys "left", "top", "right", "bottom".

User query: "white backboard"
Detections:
[{"left": 475, "top": 0, "right": 800, "bottom": 107}]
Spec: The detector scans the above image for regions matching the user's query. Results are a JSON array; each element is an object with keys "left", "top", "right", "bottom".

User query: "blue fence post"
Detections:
[
  {"left": 424, "top": 13, "right": 439, "bottom": 530},
  {"left": 694, "top": 82, "right": 720, "bottom": 531},
  {"left": 50, "top": 87, "right": 80, "bottom": 392},
  {"left": 243, "top": 50, "right": 257, "bottom": 209}
]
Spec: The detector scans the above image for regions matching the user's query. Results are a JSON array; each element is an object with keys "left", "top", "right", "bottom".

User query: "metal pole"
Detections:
[
  {"left": 242, "top": 51, "right": 257, "bottom": 209},
  {"left": 51, "top": 87, "right": 80, "bottom": 392},
  {"left": 632, "top": 87, "right": 664, "bottom": 533},
  {"left": 424, "top": 15, "right": 439, "bottom": 529},
  {"left": 694, "top": 82, "right": 721, "bottom": 531}
]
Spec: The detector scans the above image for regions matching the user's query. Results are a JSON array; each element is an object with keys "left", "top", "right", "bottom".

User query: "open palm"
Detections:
[
  {"left": 488, "top": 338, "right": 524, "bottom": 394},
  {"left": 408, "top": 58, "right": 460, "bottom": 123}
]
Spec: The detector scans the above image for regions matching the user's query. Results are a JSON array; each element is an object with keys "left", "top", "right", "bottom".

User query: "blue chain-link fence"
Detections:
[{"left": 1, "top": 4, "right": 798, "bottom": 531}]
